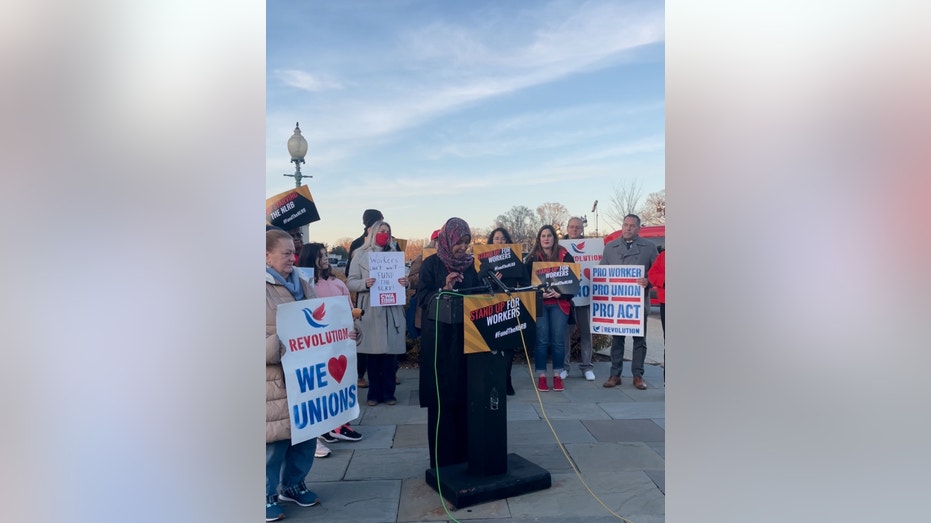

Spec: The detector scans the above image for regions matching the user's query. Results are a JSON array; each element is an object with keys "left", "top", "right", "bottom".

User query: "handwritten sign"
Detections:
[
  {"left": 558, "top": 239, "right": 603, "bottom": 306},
  {"left": 368, "top": 251, "right": 406, "bottom": 307},
  {"left": 472, "top": 243, "right": 523, "bottom": 280},
  {"left": 276, "top": 296, "right": 360, "bottom": 444},
  {"left": 589, "top": 265, "right": 645, "bottom": 336}
]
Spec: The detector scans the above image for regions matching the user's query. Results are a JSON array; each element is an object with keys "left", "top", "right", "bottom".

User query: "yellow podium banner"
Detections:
[{"left": 462, "top": 291, "right": 537, "bottom": 354}]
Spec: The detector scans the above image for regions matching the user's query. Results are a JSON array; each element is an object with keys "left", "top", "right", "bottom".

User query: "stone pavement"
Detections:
[{"left": 285, "top": 315, "right": 666, "bottom": 523}]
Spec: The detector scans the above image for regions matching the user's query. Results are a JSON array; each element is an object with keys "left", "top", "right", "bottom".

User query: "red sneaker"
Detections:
[
  {"left": 537, "top": 375, "right": 549, "bottom": 392},
  {"left": 553, "top": 375, "right": 564, "bottom": 391}
]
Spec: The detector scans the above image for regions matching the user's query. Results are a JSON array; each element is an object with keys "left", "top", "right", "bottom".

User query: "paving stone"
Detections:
[
  {"left": 566, "top": 442, "right": 665, "bottom": 473},
  {"left": 393, "top": 423, "right": 429, "bottom": 449},
  {"left": 507, "top": 419, "right": 597, "bottom": 447},
  {"left": 504, "top": 471, "right": 664, "bottom": 521},
  {"left": 599, "top": 401, "right": 666, "bottom": 420},
  {"left": 397, "top": 477, "right": 511, "bottom": 521},
  {"left": 644, "top": 469, "right": 665, "bottom": 494},
  {"left": 296, "top": 479, "right": 401, "bottom": 522},
  {"left": 360, "top": 403, "right": 427, "bottom": 425},
  {"left": 345, "top": 447, "right": 431, "bottom": 480},
  {"left": 582, "top": 419, "right": 665, "bottom": 443},
  {"left": 532, "top": 401, "right": 613, "bottom": 421}
]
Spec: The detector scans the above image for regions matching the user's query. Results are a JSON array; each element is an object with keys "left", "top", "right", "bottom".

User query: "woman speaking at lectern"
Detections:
[{"left": 416, "top": 217, "right": 482, "bottom": 469}]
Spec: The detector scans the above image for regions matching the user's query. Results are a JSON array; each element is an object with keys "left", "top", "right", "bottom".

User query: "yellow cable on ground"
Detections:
[
  {"left": 430, "top": 290, "right": 642, "bottom": 522},
  {"left": 515, "top": 311, "right": 637, "bottom": 523}
]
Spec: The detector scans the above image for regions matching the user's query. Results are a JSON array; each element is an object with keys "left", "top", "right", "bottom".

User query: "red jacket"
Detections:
[{"left": 647, "top": 250, "right": 665, "bottom": 304}]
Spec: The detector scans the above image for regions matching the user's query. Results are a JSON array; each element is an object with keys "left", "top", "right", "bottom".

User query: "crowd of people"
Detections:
[{"left": 264, "top": 209, "right": 664, "bottom": 520}]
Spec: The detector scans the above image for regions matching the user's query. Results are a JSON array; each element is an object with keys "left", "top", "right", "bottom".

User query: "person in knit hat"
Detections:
[{"left": 346, "top": 209, "right": 383, "bottom": 388}]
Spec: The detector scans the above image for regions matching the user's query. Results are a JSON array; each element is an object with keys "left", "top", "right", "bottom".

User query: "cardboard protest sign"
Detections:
[
  {"left": 368, "top": 251, "right": 406, "bottom": 307},
  {"left": 558, "top": 239, "right": 604, "bottom": 306},
  {"left": 266, "top": 185, "right": 321, "bottom": 229},
  {"left": 589, "top": 265, "right": 646, "bottom": 336},
  {"left": 462, "top": 291, "right": 537, "bottom": 354},
  {"left": 472, "top": 243, "right": 523, "bottom": 280},
  {"left": 529, "top": 261, "right": 581, "bottom": 296},
  {"left": 276, "top": 296, "right": 360, "bottom": 444},
  {"left": 422, "top": 247, "right": 436, "bottom": 259}
]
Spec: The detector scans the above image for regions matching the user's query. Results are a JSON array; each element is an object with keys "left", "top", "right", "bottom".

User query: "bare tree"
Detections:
[
  {"left": 605, "top": 179, "right": 645, "bottom": 231},
  {"left": 332, "top": 237, "right": 355, "bottom": 256},
  {"left": 640, "top": 189, "right": 666, "bottom": 226},
  {"left": 536, "top": 202, "right": 570, "bottom": 233},
  {"left": 403, "top": 238, "right": 425, "bottom": 261},
  {"left": 494, "top": 205, "right": 540, "bottom": 246},
  {"left": 471, "top": 226, "right": 492, "bottom": 245}
]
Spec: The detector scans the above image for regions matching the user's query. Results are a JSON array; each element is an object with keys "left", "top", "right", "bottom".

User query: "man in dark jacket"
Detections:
[{"left": 600, "top": 214, "right": 657, "bottom": 391}]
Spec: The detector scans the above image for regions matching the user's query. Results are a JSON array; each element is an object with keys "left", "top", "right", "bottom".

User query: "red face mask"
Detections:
[{"left": 375, "top": 232, "right": 390, "bottom": 247}]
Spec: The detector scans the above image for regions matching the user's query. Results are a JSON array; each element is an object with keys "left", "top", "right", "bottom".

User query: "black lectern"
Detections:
[{"left": 424, "top": 290, "right": 551, "bottom": 508}]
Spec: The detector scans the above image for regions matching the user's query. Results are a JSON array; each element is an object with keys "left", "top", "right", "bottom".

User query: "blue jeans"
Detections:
[
  {"left": 534, "top": 303, "right": 568, "bottom": 375},
  {"left": 266, "top": 438, "right": 315, "bottom": 497}
]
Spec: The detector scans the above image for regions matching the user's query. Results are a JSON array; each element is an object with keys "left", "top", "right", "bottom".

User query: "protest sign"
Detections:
[
  {"left": 266, "top": 185, "right": 321, "bottom": 229},
  {"left": 472, "top": 243, "right": 523, "bottom": 280},
  {"left": 529, "top": 261, "right": 581, "bottom": 296},
  {"left": 558, "top": 239, "right": 604, "bottom": 306},
  {"left": 589, "top": 265, "right": 646, "bottom": 336},
  {"left": 462, "top": 291, "right": 537, "bottom": 354},
  {"left": 368, "top": 251, "right": 406, "bottom": 307},
  {"left": 277, "top": 296, "right": 360, "bottom": 445},
  {"left": 422, "top": 247, "right": 436, "bottom": 259}
]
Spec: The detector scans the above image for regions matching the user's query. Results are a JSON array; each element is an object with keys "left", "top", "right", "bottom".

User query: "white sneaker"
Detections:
[
  {"left": 558, "top": 369, "right": 568, "bottom": 380},
  {"left": 584, "top": 370, "right": 596, "bottom": 381},
  {"left": 315, "top": 440, "right": 331, "bottom": 458}
]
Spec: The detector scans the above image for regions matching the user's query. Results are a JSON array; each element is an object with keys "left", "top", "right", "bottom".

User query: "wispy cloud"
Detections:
[
  {"left": 274, "top": 69, "right": 344, "bottom": 92},
  {"left": 269, "top": 0, "right": 663, "bottom": 151}
]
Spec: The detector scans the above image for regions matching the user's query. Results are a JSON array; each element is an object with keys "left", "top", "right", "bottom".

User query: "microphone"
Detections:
[{"left": 485, "top": 270, "right": 512, "bottom": 296}]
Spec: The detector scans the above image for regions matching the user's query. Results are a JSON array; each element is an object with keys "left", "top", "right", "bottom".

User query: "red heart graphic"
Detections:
[
  {"left": 328, "top": 355, "right": 347, "bottom": 384},
  {"left": 583, "top": 267, "right": 591, "bottom": 280}
]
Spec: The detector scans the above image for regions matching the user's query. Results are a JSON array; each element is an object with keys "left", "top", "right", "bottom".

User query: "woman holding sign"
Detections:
[
  {"left": 524, "top": 225, "right": 575, "bottom": 393},
  {"left": 297, "top": 243, "right": 366, "bottom": 450},
  {"left": 416, "top": 217, "right": 481, "bottom": 468},
  {"left": 265, "top": 228, "right": 321, "bottom": 521},
  {"left": 347, "top": 220, "right": 409, "bottom": 406},
  {"left": 488, "top": 226, "right": 531, "bottom": 395}
]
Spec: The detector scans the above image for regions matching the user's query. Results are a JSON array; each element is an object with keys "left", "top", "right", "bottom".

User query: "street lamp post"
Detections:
[
  {"left": 591, "top": 200, "right": 599, "bottom": 237},
  {"left": 284, "top": 122, "right": 310, "bottom": 188}
]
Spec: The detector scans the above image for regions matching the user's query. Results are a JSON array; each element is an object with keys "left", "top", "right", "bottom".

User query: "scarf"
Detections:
[
  {"left": 437, "top": 217, "right": 474, "bottom": 273},
  {"left": 266, "top": 267, "right": 305, "bottom": 300}
]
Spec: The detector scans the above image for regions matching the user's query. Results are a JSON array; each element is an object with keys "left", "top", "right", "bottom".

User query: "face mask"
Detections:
[{"left": 375, "top": 232, "right": 390, "bottom": 247}]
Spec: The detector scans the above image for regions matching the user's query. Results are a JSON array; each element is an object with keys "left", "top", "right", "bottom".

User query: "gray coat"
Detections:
[
  {"left": 599, "top": 236, "right": 658, "bottom": 307},
  {"left": 346, "top": 245, "right": 408, "bottom": 355}
]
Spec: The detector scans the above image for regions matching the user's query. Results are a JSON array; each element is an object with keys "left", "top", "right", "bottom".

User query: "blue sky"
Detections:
[{"left": 267, "top": 0, "right": 665, "bottom": 246}]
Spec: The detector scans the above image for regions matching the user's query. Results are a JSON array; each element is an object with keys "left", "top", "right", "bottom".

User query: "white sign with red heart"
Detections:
[{"left": 277, "top": 296, "right": 361, "bottom": 444}]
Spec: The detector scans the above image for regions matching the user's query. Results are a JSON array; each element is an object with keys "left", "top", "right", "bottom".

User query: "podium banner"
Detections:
[
  {"left": 276, "top": 296, "right": 360, "bottom": 444},
  {"left": 462, "top": 291, "right": 537, "bottom": 354},
  {"left": 472, "top": 243, "right": 523, "bottom": 279},
  {"left": 529, "top": 261, "right": 581, "bottom": 296},
  {"left": 266, "top": 185, "right": 321, "bottom": 229}
]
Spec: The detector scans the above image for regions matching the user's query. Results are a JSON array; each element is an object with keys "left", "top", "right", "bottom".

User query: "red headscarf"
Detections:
[{"left": 436, "top": 217, "right": 474, "bottom": 273}]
